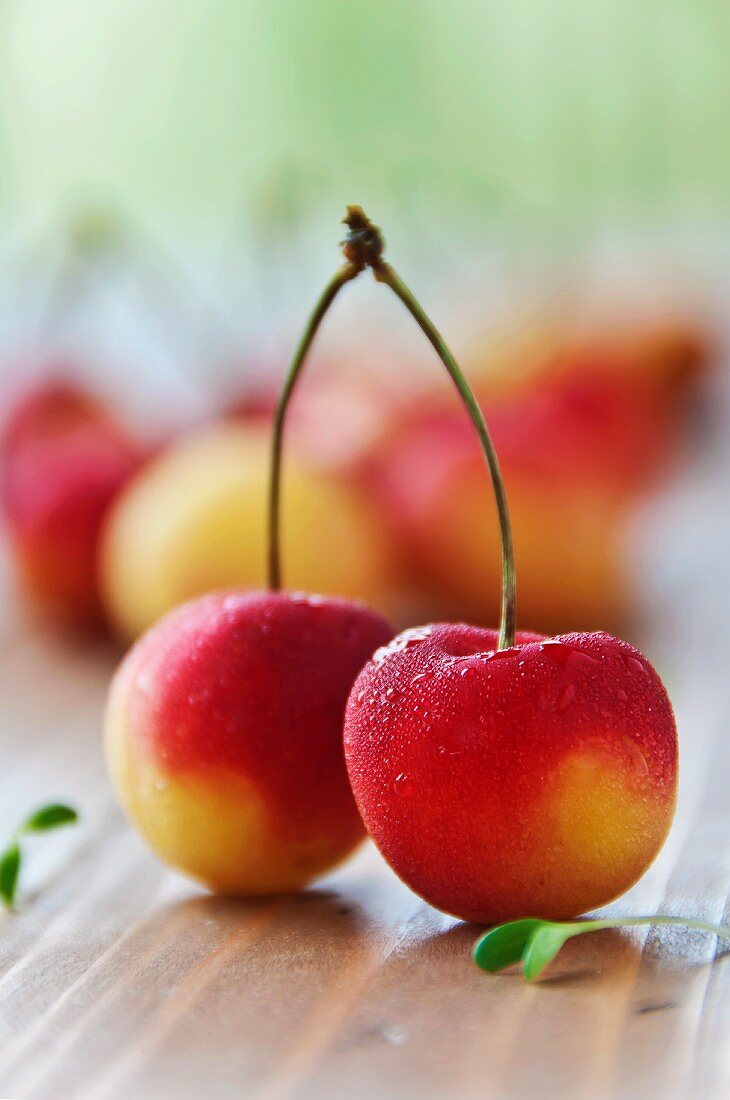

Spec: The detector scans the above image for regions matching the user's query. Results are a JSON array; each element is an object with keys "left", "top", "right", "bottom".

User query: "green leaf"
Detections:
[
  {"left": 521, "top": 923, "right": 575, "bottom": 980},
  {"left": 474, "top": 914, "right": 730, "bottom": 983},
  {"left": 20, "top": 804, "right": 78, "bottom": 834},
  {"left": 473, "top": 919, "right": 546, "bottom": 973},
  {"left": 0, "top": 844, "right": 21, "bottom": 907}
]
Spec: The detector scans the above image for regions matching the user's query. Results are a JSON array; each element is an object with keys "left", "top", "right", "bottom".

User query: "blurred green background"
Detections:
[
  {"left": 1, "top": 0, "right": 729, "bottom": 242},
  {"left": 0, "top": 0, "right": 726, "bottom": 647}
]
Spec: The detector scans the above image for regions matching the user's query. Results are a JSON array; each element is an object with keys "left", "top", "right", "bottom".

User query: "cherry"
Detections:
[
  {"left": 1, "top": 378, "right": 144, "bottom": 629},
  {"left": 106, "top": 590, "right": 390, "bottom": 893},
  {"left": 345, "top": 624, "right": 676, "bottom": 923},
  {"left": 104, "top": 228, "right": 394, "bottom": 894},
  {"left": 338, "top": 208, "right": 678, "bottom": 924}
]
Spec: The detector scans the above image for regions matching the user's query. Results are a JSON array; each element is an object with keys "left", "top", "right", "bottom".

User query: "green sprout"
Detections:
[
  {"left": 0, "top": 804, "right": 79, "bottom": 908},
  {"left": 474, "top": 915, "right": 730, "bottom": 981}
]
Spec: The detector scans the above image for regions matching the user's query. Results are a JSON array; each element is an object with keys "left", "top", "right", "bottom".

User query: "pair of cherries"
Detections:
[{"left": 105, "top": 210, "right": 678, "bottom": 924}]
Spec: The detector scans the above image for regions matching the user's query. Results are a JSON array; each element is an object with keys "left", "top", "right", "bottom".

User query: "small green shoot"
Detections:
[
  {"left": 471, "top": 919, "right": 546, "bottom": 973},
  {"left": 0, "top": 845, "right": 21, "bottom": 908},
  {"left": 474, "top": 915, "right": 730, "bottom": 981},
  {"left": 21, "top": 804, "right": 78, "bottom": 833},
  {"left": 0, "top": 803, "right": 79, "bottom": 908}
]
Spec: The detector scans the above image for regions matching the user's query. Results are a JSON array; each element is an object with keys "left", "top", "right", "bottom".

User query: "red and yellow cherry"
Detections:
[
  {"left": 106, "top": 590, "right": 391, "bottom": 892},
  {"left": 337, "top": 207, "right": 678, "bottom": 924},
  {"left": 344, "top": 623, "right": 677, "bottom": 923},
  {"left": 370, "top": 369, "right": 673, "bottom": 632},
  {"left": 0, "top": 378, "right": 144, "bottom": 629},
  {"left": 104, "top": 231, "right": 395, "bottom": 894},
  {"left": 547, "top": 316, "right": 710, "bottom": 411},
  {"left": 465, "top": 312, "right": 710, "bottom": 415}
]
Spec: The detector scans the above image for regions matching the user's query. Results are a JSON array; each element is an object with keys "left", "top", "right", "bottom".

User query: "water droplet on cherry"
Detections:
[
  {"left": 623, "top": 737, "right": 649, "bottom": 777},
  {"left": 540, "top": 640, "right": 572, "bottom": 666},
  {"left": 557, "top": 684, "right": 576, "bottom": 712},
  {"left": 394, "top": 772, "right": 411, "bottom": 795},
  {"left": 540, "top": 640, "right": 598, "bottom": 674},
  {"left": 373, "top": 626, "right": 433, "bottom": 666},
  {"left": 485, "top": 646, "right": 520, "bottom": 662}
]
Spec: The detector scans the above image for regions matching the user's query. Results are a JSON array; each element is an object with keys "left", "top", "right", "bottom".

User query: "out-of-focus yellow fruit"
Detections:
[{"left": 101, "top": 424, "right": 393, "bottom": 639}]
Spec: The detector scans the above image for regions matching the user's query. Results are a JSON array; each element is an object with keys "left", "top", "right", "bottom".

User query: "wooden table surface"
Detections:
[{"left": 0, "top": 571, "right": 728, "bottom": 1100}]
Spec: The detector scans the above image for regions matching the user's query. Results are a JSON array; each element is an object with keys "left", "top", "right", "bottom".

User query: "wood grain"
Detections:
[{"left": 0, "top": 595, "right": 727, "bottom": 1099}]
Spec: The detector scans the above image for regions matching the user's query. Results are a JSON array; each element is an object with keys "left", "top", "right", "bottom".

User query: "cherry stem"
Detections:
[
  {"left": 375, "top": 260, "right": 516, "bottom": 649},
  {"left": 267, "top": 205, "right": 517, "bottom": 651},
  {"left": 267, "top": 261, "right": 362, "bottom": 590}
]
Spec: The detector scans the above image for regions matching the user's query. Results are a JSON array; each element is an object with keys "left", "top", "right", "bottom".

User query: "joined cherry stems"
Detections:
[{"left": 267, "top": 205, "right": 516, "bottom": 650}]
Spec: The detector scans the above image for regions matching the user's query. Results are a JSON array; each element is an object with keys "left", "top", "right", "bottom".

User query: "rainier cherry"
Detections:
[
  {"left": 105, "top": 243, "right": 393, "bottom": 894},
  {"left": 340, "top": 208, "right": 678, "bottom": 924},
  {"left": 101, "top": 421, "right": 392, "bottom": 641}
]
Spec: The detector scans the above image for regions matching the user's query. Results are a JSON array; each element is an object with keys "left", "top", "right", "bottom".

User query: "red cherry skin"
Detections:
[
  {"left": 1, "top": 380, "right": 144, "bottom": 627},
  {"left": 106, "top": 590, "right": 393, "bottom": 893},
  {"left": 344, "top": 623, "right": 678, "bottom": 924}
]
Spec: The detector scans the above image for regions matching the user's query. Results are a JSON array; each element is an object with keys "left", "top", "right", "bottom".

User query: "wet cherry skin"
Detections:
[{"left": 344, "top": 623, "right": 678, "bottom": 924}]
